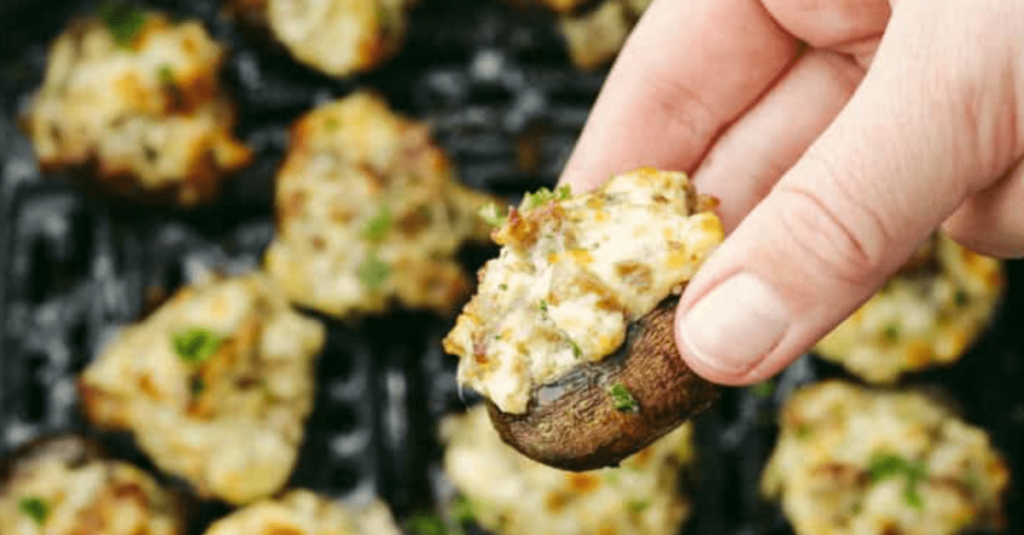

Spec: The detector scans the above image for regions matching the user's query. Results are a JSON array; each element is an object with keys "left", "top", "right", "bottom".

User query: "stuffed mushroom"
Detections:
[
  {"left": 78, "top": 273, "right": 326, "bottom": 505},
  {"left": 814, "top": 233, "right": 1004, "bottom": 384},
  {"left": 202, "top": 489, "right": 401, "bottom": 535},
  {"left": 264, "top": 92, "right": 496, "bottom": 318},
  {"left": 441, "top": 404, "right": 695, "bottom": 535},
  {"left": 0, "top": 435, "right": 185, "bottom": 535},
  {"left": 444, "top": 168, "right": 723, "bottom": 470},
  {"left": 225, "top": 0, "right": 419, "bottom": 77},
  {"left": 28, "top": 5, "right": 253, "bottom": 206},
  {"left": 762, "top": 381, "right": 1010, "bottom": 535}
]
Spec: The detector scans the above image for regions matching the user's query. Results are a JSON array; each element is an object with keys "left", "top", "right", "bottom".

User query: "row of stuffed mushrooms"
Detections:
[{"left": 1, "top": 1, "right": 1013, "bottom": 535}]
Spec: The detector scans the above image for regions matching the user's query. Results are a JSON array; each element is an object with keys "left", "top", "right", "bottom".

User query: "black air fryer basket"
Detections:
[{"left": 0, "top": 1, "right": 1021, "bottom": 534}]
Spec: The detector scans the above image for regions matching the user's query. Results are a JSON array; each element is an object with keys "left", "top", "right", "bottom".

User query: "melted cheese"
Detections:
[
  {"left": 445, "top": 168, "right": 723, "bottom": 414},
  {"left": 0, "top": 458, "right": 182, "bottom": 535},
  {"left": 203, "top": 490, "right": 401, "bottom": 535},
  {"left": 441, "top": 405, "right": 694, "bottom": 535},
  {"left": 231, "top": 0, "right": 418, "bottom": 77},
  {"left": 557, "top": 0, "right": 652, "bottom": 70},
  {"left": 29, "top": 12, "right": 252, "bottom": 205},
  {"left": 79, "top": 273, "right": 325, "bottom": 505},
  {"left": 814, "top": 233, "right": 1003, "bottom": 383},
  {"left": 265, "top": 92, "right": 496, "bottom": 318},
  {"left": 762, "top": 381, "right": 1010, "bottom": 535}
]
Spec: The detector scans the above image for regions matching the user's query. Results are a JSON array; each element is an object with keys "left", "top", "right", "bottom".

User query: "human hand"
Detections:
[{"left": 557, "top": 0, "right": 1024, "bottom": 386}]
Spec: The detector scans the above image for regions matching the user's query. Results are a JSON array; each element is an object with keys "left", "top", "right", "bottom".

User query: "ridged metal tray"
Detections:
[{"left": 1, "top": 1, "right": 1021, "bottom": 533}]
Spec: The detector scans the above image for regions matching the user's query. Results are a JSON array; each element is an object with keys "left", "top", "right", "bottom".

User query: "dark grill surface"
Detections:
[{"left": 1, "top": 1, "right": 1022, "bottom": 534}]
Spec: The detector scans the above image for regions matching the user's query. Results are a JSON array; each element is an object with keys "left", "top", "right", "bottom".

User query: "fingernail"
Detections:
[{"left": 678, "top": 272, "right": 791, "bottom": 375}]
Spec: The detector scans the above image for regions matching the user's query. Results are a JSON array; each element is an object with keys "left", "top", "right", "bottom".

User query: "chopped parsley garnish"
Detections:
[
  {"left": 357, "top": 254, "right": 390, "bottom": 290},
  {"left": 157, "top": 64, "right": 183, "bottom": 107},
  {"left": 157, "top": 64, "right": 175, "bottom": 87},
  {"left": 750, "top": 379, "right": 774, "bottom": 399},
  {"left": 626, "top": 499, "right": 650, "bottom": 515},
  {"left": 538, "top": 299, "right": 549, "bottom": 312},
  {"left": 18, "top": 496, "right": 49, "bottom": 525},
  {"left": 521, "top": 184, "right": 572, "bottom": 210},
  {"left": 450, "top": 495, "right": 476, "bottom": 525},
  {"left": 189, "top": 375, "right": 206, "bottom": 396},
  {"left": 607, "top": 383, "right": 639, "bottom": 412},
  {"left": 405, "top": 513, "right": 447, "bottom": 535},
  {"left": 99, "top": 1, "right": 147, "bottom": 48},
  {"left": 567, "top": 337, "right": 582, "bottom": 357},
  {"left": 867, "top": 452, "right": 928, "bottom": 510},
  {"left": 954, "top": 289, "right": 969, "bottom": 307},
  {"left": 882, "top": 323, "right": 900, "bottom": 342},
  {"left": 360, "top": 208, "right": 392, "bottom": 242},
  {"left": 498, "top": 284, "right": 508, "bottom": 291},
  {"left": 324, "top": 117, "right": 339, "bottom": 130},
  {"left": 478, "top": 203, "right": 507, "bottom": 228},
  {"left": 172, "top": 328, "right": 223, "bottom": 365},
  {"left": 794, "top": 423, "right": 813, "bottom": 439}
]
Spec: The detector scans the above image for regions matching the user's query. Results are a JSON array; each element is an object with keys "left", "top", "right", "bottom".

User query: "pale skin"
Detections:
[{"left": 557, "top": 0, "right": 1024, "bottom": 386}]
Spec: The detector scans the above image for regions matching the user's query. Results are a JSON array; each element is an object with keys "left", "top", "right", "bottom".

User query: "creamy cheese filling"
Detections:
[
  {"left": 762, "top": 381, "right": 1010, "bottom": 535},
  {"left": 444, "top": 168, "right": 723, "bottom": 414},
  {"left": 814, "top": 233, "right": 1003, "bottom": 383},
  {"left": 441, "top": 405, "right": 695, "bottom": 535}
]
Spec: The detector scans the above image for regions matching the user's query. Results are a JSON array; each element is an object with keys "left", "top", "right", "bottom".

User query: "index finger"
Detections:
[{"left": 559, "top": 0, "right": 799, "bottom": 192}]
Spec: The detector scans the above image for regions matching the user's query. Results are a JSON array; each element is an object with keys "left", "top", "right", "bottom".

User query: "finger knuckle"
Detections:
[
  {"left": 771, "top": 168, "right": 892, "bottom": 286},
  {"left": 625, "top": 48, "right": 717, "bottom": 145}
]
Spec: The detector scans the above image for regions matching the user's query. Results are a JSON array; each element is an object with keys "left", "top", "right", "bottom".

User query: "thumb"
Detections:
[{"left": 673, "top": 0, "right": 1024, "bottom": 386}]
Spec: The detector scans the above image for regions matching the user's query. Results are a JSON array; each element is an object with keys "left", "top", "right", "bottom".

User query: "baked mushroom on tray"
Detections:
[
  {"left": 202, "top": 489, "right": 402, "bottom": 535},
  {"left": 514, "top": 0, "right": 651, "bottom": 70},
  {"left": 0, "top": 435, "right": 186, "bottom": 535},
  {"left": 264, "top": 91, "right": 497, "bottom": 319},
  {"left": 78, "top": 273, "right": 326, "bottom": 505},
  {"left": 27, "top": 4, "right": 253, "bottom": 207},
  {"left": 558, "top": 0, "right": 651, "bottom": 70},
  {"left": 814, "top": 233, "right": 1004, "bottom": 384},
  {"left": 441, "top": 404, "right": 695, "bottom": 535},
  {"left": 224, "top": 0, "right": 419, "bottom": 78},
  {"left": 762, "top": 381, "right": 1010, "bottom": 535},
  {"left": 444, "top": 168, "right": 723, "bottom": 470}
]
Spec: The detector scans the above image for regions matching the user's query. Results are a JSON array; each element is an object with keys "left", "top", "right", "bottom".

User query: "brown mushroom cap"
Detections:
[{"left": 488, "top": 296, "right": 720, "bottom": 471}]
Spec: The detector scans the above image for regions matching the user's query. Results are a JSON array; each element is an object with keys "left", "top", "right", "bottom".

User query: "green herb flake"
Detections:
[
  {"left": 100, "top": 1, "right": 147, "bottom": 48},
  {"left": 404, "top": 513, "right": 450, "bottom": 535},
  {"left": 567, "top": 337, "right": 582, "bottom": 357},
  {"left": 360, "top": 208, "right": 393, "bottom": 242},
  {"left": 750, "top": 379, "right": 774, "bottom": 399},
  {"left": 498, "top": 284, "right": 508, "bottom": 291},
  {"left": 904, "top": 485, "right": 924, "bottom": 510},
  {"left": 157, "top": 64, "right": 175, "bottom": 87},
  {"left": 18, "top": 496, "right": 49, "bottom": 526},
  {"left": 172, "top": 328, "right": 223, "bottom": 365},
  {"left": 882, "top": 323, "right": 900, "bottom": 343},
  {"left": 157, "top": 64, "right": 184, "bottom": 107},
  {"left": 189, "top": 375, "right": 205, "bottom": 397},
  {"left": 954, "top": 289, "right": 969, "bottom": 307},
  {"left": 478, "top": 203, "right": 508, "bottom": 228},
  {"left": 521, "top": 184, "right": 572, "bottom": 210},
  {"left": 867, "top": 452, "right": 928, "bottom": 510},
  {"left": 324, "top": 117, "right": 339, "bottom": 130},
  {"left": 539, "top": 300, "right": 549, "bottom": 313},
  {"left": 625, "top": 499, "right": 650, "bottom": 515},
  {"left": 607, "top": 383, "right": 639, "bottom": 412},
  {"left": 794, "top": 423, "right": 813, "bottom": 439},
  {"left": 357, "top": 254, "right": 390, "bottom": 290},
  {"left": 450, "top": 495, "right": 476, "bottom": 525}
]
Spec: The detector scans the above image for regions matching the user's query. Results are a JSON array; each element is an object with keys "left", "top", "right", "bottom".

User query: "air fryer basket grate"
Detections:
[{"left": 1, "top": 1, "right": 1022, "bottom": 534}]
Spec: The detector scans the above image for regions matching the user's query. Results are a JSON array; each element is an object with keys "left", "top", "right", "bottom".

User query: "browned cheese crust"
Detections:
[
  {"left": 265, "top": 92, "right": 496, "bottom": 318},
  {"left": 28, "top": 11, "right": 253, "bottom": 206}
]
